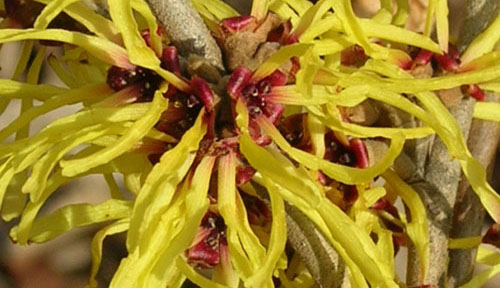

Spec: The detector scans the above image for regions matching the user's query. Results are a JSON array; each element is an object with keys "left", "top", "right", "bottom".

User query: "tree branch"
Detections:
[
  {"left": 145, "top": 0, "right": 225, "bottom": 71},
  {"left": 405, "top": 97, "right": 475, "bottom": 286},
  {"left": 447, "top": 93, "right": 500, "bottom": 287}
]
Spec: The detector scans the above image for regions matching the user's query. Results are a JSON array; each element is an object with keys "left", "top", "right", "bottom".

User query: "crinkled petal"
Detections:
[
  {"left": 87, "top": 219, "right": 130, "bottom": 288},
  {"left": 0, "top": 29, "right": 133, "bottom": 68},
  {"left": 10, "top": 199, "right": 133, "bottom": 243},
  {"left": 126, "top": 110, "right": 207, "bottom": 252},
  {"left": 383, "top": 169, "right": 429, "bottom": 279},
  {"left": 473, "top": 102, "right": 500, "bottom": 122},
  {"left": 59, "top": 87, "right": 169, "bottom": 177},
  {"left": 461, "top": 12, "right": 500, "bottom": 64}
]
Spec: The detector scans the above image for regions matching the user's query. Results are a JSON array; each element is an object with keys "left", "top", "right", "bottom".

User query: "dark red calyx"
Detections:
[
  {"left": 236, "top": 165, "right": 256, "bottom": 185},
  {"left": 107, "top": 66, "right": 162, "bottom": 100},
  {"left": 482, "top": 223, "right": 500, "bottom": 248},
  {"left": 190, "top": 76, "right": 216, "bottom": 111},
  {"left": 342, "top": 185, "right": 359, "bottom": 205},
  {"left": 324, "top": 131, "right": 356, "bottom": 167},
  {"left": 161, "top": 46, "right": 182, "bottom": 75},
  {"left": 266, "top": 70, "right": 288, "bottom": 87},
  {"left": 392, "top": 234, "right": 407, "bottom": 255},
  {"left": 341, "top": 45, "right": 368, "bottom": 67},
  {"left": 141, "top": 26, "right": 163, "bottom": 47},
  {"left": 409, "top": 285, "right": 437, "bottom": 288},
  {"left": 156, "top": 91, "right": 202, "bottom": 139},
  {"left": 242, "top": 193, "right": 272, "bottom": 226},
  {"left": 248, "top": 120, "right": 271, "bottom": 146},
  {"left": 413, "top": 49, "right": 434, "bottom": 66},
  {"left": 5, "top": 0, "right": 43, "bottom": 28},
  {"left": 227, "top": 67, "right": 253, "bottom": 98},
  {"left": 187, "top": 212, "right": 226, "bottom": 268},
  {"left": 433, "top": 52, "right": 460, "bottom": 72},
  {"left": 372, "top": 198, "right": 399, "bottom": 218},
  {"left": 448, "top": 44, "right": 460, "bottom": 61},
  {"left": 461, "top": 84, "right": 485, "bottom": 101},
  {"left": 107, "top": 66, "right": 142, "bottom": 90},
  {"left": 349, "top": 138, "right": 369, "bottom": 168},
  {"left": 220, "top": 16, "right": 256, "bottom": 34},
  {"left": 278, "top": 113, "right": 310, "bottom": 150},
  {"left": 207, "top": 138, "right": 238, "bottom": 156},
  {"left": 241, "top": 77, "right": 284, "bottom": 123},
  {"left": 285, "top": 33, "right": 299, "bottom": 45},
  {"left": 267, "top": 19, "right": 293, "bottom": 43},
  {"left": 372, "top": 198, "right": 404, "bottom": 233}
]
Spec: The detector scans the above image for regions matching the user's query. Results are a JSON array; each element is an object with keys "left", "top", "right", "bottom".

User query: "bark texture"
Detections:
[
  {"left": 447, "top": 93, "right": 500, "bottom": 287},
  {"left": 406, "top": 98, "right": 475, "bottom": 286},
  {"left": 145, "top": 0, "right": 225, "bottom": 70}
]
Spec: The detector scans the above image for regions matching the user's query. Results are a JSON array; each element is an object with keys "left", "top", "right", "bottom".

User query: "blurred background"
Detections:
[{"left": 0, "top": 0, "right": 499, "bottom": 287}]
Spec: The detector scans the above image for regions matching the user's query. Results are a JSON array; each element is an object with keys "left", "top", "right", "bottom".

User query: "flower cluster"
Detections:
[{"left": 1, "top": 0, "right": 500, "bottom": 287}]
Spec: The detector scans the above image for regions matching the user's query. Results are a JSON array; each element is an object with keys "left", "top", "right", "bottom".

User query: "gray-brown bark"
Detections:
[
  {"left": 405, "top": 98, "right": 475, "bottom": 286},
  {"left": 447, "top": 93, "right": 500, "bottom": 287},
  {"left": 145, "top": 0, "right": 225, "bottom": 71}
]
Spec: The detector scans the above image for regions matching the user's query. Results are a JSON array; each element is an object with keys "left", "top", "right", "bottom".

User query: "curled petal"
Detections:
[
  {"left": 227, "top": 67, "right": 253, "bottom": 98},
  {"left": 191, "top": 76, "right": 217, "bottom": 111},
  {"left": 0, "top": 28, "right": 134, "bottom": 69},
  {"left": 414, "top": 49, "right": 433, "bottom": 66},
  {"left": 462, "top": 84, "right": 485, "bottom": 101},
  {"left": 221, "top": 16, "right": 256, "bottom": 33},
  {"left": 349, "top": 138, "right": 369, "bottom": 169},
  {"left": 162, "top": 46, "right": 182, "bottom": 75}
]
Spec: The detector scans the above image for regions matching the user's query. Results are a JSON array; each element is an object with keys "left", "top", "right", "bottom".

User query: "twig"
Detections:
[
  {"left": 285, "top": 204, "right": 345, "bottom": 288},
  {"left": 456, "top": 0, "right": 500, "bottom": 53},
  {"left": 447, "top": 93, "right": 500, "bottom": 287},
  {"left": 406, "top": 1, "right": 500, "bottom": 285},
  {"left": 145, "top": 0, "right": 225, "bottom": 71},
  {"left": 405, "top": 97, "right": 475, "bottom": 286},
  {"left": 254, "top": 184, "right": 345, "bottom": 288}
]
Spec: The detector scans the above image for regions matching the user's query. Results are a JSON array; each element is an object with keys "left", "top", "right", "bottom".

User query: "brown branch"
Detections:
[
  {"left": 447, "top": 1, "right": 500, "bottom": 287},
  {"left": 457, "top": 0, "right": 500, "bottom": 53},
  {"left": 447, "top": 93, "right": 500, "bottom": 287},
  {"left": 285, "top": 204, "right": 345, "bottom": 288},
  {"left": 253, "top": 184, "right": 345, "bottom": 288},
  {"left": 405, "top": 1, "right": 500, "bottom": 285},
  {"left": 145, "top": 0, "right": 225, "bottom": 71},
  {"left": 406, "top": 97, "right": 476, "bottom": 286}
]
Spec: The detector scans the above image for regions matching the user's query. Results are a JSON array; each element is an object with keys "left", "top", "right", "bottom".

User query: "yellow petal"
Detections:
[
  {"left": 131, "top": 0, "right": 163, "bottom": 56},
  {"left": 126, "top": 110, "right": 207, "bottom": 251},
  {"left": 60, "top": 88, "right": 169, "bottom": 177},
  {"left": 218, "top": 152, "right": 267, "bottom": 279},
  {"left": 0, "top": 29, "right": 133, "bottom": 68},
  {"left": 435, "top": 0, "right": 449, "bottom": 53},
  {"left": 10, "top": 199, "right": 133, "bottom": 243},
  {"left": 257, "top": 116, "right": 405, "bottom": 185},
  {"left": 251, "top": 0, "right": 269, "bottom": 20},
  {"left": 252, "top": 43, "right": 313, "bottom": 81},
  {"left": 141, "top": 156, "right": 215, "bottom": 287},
  {"left": 35, "top": 0, "right": 121, "bottom": 43},
  {"left": 448, "top": 237, "right": 482, "bottom": 249},
  {"left": 383, "top": 169, "right": 429, "bottom": 279},
  {"left": 461, "top": 12, "right": 500, "bottom": 64},
  {"left": 88, "top": 219, "right": 130, "bottom": 288},
  {"left": 473, "top": 102, "right": 500, "bottom": 122},
  {"left": 176, "top": 257, "right": 231, "bottom": 288}
]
